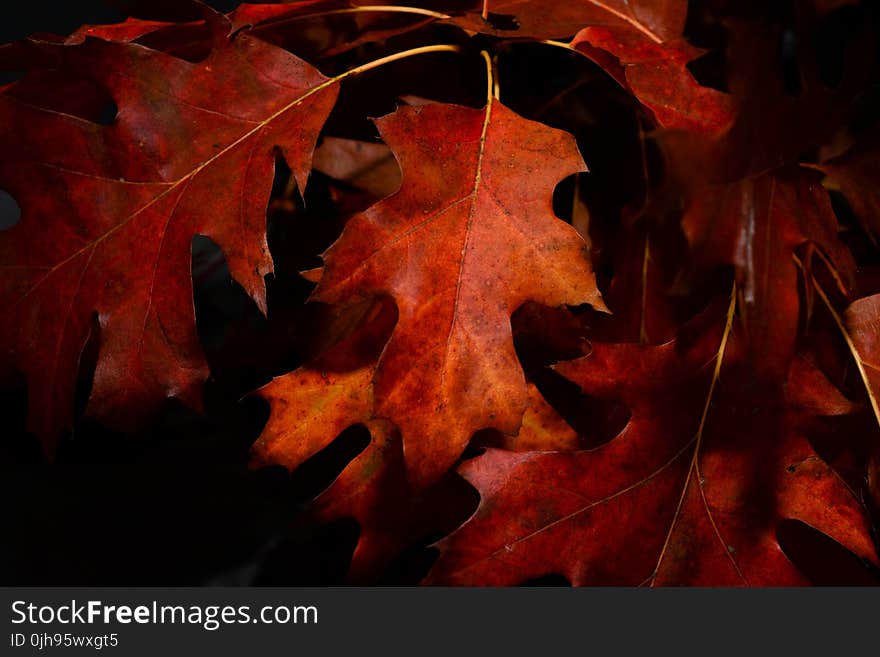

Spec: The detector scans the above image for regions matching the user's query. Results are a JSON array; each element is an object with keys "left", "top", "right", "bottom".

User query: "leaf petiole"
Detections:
[
  {"left": 249, "top": 5, "right": 451, "bottom": 32},
  {"left": 539, "top": 39, "right": 573, "bottom": 50},
  {"left": 479, "top": 50, "right": 497, "bottom": 105}
]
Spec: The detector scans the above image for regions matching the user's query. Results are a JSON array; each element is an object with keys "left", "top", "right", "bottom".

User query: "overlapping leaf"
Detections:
[
  {"left": 252, "top": 297, "right": 395, "bottom": 471},
  {"left": 0, "top": 13, "right": 338, "bottom": 450},
  {"left": 452, "top": 0, "right": 688, "bottom": 42},
  {"left": 231, "top": 1, "right": 444, "bottom": 58},
  {"left": 254, "top": 299, "right": 473, "bottom": 582},
  {"left": 475, "top": 383, "right": 581, "bottom": 452},
  {"left": 683, "top": 168, "right": 854, "bottom": 382},
  {"left": 314, "top": 99, "right": 605, "bottom": 485},
  {"left": 428, "top": 300, "right": 879, "bottom": 585},
  {"left": 655, "top": 11, "right": 869, "bottom": 382},
  {"left": 570, "top": 27, "right": 734, "bottom": 134}
]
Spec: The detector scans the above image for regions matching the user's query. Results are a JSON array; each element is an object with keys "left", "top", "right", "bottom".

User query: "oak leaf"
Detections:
[
  {"left": 570, "top": 27, "right": 734, "bottom": 134},
  {"left": 427, "top": 299, "right": 878, "bottom": 585},
  {"left": 306, "top": 421, "right": 478, "bottom": 583},
  {"left": 314, "top": 99, "right": 605, "bottom": 485},
  {"left": 473, "top": 383, "right": 581, "bottom": 452},
  {"left": 253, "top": 299, "right": 474, "bottom": 583},
  {"left": 657, "top": 12, "right": 868, "bottom": 381},
  {"left": 0, "top": 16, "right": 337, "bottom": 451}
]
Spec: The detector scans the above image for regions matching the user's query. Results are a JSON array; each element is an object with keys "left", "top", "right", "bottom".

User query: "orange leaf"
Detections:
[{"left": 315, "top": 100, "right": 605, "bottom": 485}]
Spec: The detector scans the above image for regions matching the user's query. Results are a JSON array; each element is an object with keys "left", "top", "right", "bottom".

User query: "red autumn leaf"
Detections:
[
  {"left": 682, "top": 168, "right": 854, "bottom": 382},
  {"left": 67, "top": 17, "right": 181, "bottom": 43},
  {"left": 452, "top": 0, "right": 688, "bottom": 42},
  {"left": 253, "top": 298, "right": 473, "bottom": 583},
  {"left": 474, "top": 383, "right": 581, "bottom": 452},
  {"left": 313, "top": 98, "right": 605, "bottom": 486},
  {"left": 656, "top": 11, "right": 868, "bottom": 382},
  {"left": 252, "top": 295, "right": 397, "bottom": 471},
  {"left": 0, "top": 15, "right": 337, "bottom": 451},
  {"left": 305, "top": 420, "right": 478, "bottom": 583},
  {"left": 570, "top": 27, "right": 734, "bottom": 134},
  {"left": 254, "top": 324, "right": 574, "bottom": 583},
  {"left": 312, "top": 136, "right": 402, "bottom": 201},
  {"left": 231, "top": 1, "right": 443, "bottom": 58},
  {"left": 253, "top": 364, "right": 373, "bottom": 471},
  {"left": 661, "top": 9, "right": 872, "bottom": 181},
  {"left": 427, "top": 298, "right": 879, "bottom": 585}
]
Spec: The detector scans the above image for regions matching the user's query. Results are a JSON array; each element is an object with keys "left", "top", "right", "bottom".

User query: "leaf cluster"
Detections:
[{"left": 2, "top": 0, "right": 880, "bottom": 585}]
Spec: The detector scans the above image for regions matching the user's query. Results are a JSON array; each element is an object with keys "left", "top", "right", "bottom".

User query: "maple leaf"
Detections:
[
  {"left": 0, "top": 13, "right": 338, "bottom": 451},
  {"left": 313, "top": 95, "right": 605, "bottom": 486},
  {"left": 453, "top": 0, "right": 688, "bottom": 42},
  {"left": 427, "top": 294, "right": 879, "bottom": 585}
]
